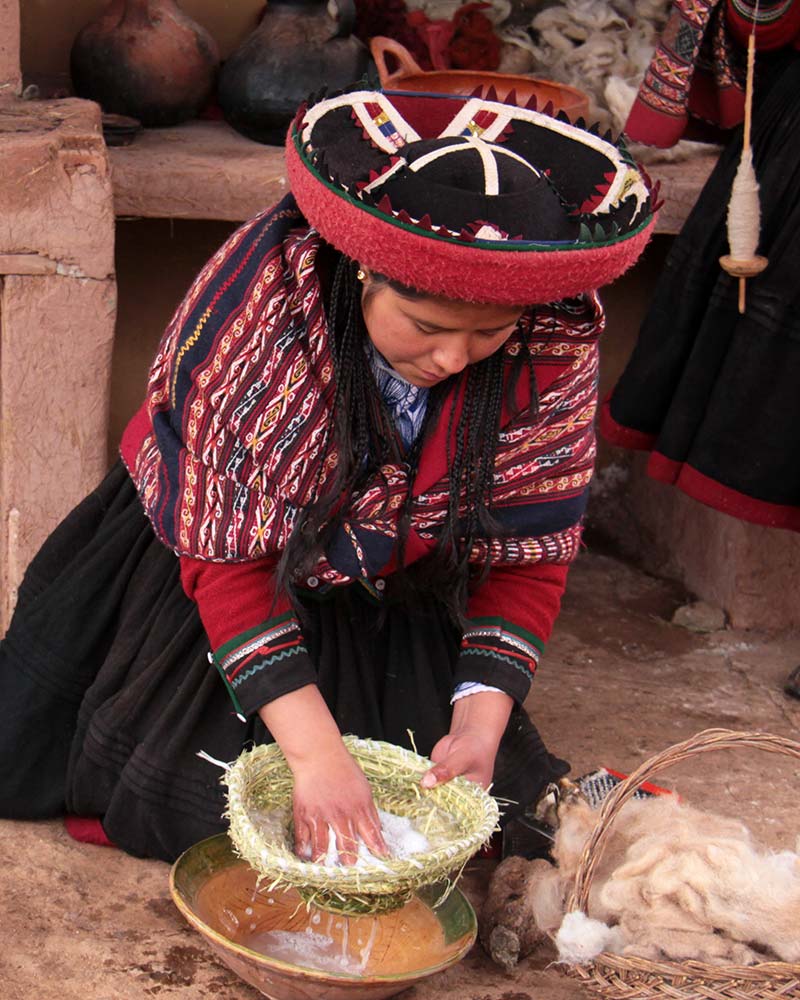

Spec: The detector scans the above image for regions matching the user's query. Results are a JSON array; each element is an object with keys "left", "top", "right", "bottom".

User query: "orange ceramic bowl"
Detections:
[
  {"left": 370, "top": 36, "right": 590, "bottom": 119},
  {"left": 170, "top": 833, "right": 478, "bottom": 1000}
]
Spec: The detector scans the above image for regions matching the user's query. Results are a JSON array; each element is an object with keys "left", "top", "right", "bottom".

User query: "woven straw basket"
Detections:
[
  {"left": 562, "top": 728, "right": 800, "bottom": 1000},
  {"left": 224, "top": 735, "right": 499, "bottom": 915}
]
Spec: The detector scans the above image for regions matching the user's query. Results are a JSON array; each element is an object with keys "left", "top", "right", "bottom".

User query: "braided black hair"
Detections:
[{"left": 277, "top": 251, "right": 538, "bottom": 622}]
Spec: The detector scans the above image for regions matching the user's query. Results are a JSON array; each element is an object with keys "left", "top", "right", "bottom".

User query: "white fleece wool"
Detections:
[
  {"left": 601, "top": 830, "right": 800, "bottom": 963},
  {"left": 518, "top": 0, "right": 670, "bottom": 130},
  {"left": 555, "top": 911, "right": 624, "bottom": 964},
  {"left": 549, "top": 795, "right": 800, "bottom": 965},
  {"left": 322, "top": 810, "right": 430, "bottom": 868}
]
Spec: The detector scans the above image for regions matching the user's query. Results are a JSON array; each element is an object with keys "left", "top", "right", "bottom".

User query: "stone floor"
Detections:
[{"left": 1, "top": 550, "right": 798, "bottom": 1000}]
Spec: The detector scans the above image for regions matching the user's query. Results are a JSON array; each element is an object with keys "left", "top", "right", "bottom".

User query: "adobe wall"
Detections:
[{"left": 0, "top": 97, "right": 116, "bottom": 630}]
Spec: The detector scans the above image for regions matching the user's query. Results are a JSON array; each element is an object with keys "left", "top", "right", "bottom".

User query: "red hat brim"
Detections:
[{"left": 287, "top": 136, "right": 655, "bottom": 305}]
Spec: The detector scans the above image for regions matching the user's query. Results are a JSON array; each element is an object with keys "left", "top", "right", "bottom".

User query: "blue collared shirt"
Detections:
[{"left": 367, "top": 342, "right": 430, "bottom": 451}]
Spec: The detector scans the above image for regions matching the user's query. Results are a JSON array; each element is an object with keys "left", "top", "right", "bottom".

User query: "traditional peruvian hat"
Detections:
[{"left": 286, "top": 88, "right": 659, "bottom": 305}]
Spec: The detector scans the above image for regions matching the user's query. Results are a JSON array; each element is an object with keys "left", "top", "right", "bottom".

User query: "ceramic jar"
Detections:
[
  {"left": 70, "top": 0, "right": 220, "bottom": 127},
  {"left": 218, "top": 0, "right": 372, "bottom": 145}
]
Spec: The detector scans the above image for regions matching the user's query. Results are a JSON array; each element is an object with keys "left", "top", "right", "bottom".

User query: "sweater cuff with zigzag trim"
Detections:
[
  {"left": 211, "top": 611, "right": 317, "bottom": 718},
  {"left": 454, "top": 617, "right": 544, "bottom": 705}
]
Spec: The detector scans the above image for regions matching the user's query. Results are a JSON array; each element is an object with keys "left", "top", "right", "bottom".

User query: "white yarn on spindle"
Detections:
[
  {"left": 726, "top": 147, "right": 761, "bottom": 260},
  {"left": 718, "top": 15, "right": 768, "bottom": 314}
]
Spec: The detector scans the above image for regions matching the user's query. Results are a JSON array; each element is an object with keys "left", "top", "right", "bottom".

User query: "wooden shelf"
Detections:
[{"left": 109, "top": 119, "right": 717, "bottom": 234}]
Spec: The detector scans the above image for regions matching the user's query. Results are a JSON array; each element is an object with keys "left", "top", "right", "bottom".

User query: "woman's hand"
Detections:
[
  {"left": 421, "top": 689, "right": 513, "bottom": 790},
  {"left": 291, "top": 746, "right": 387, "bottom": 865},
  {"left": 421, "top": 730, "right": 497, "bottom": 789},
  {"left": 258, "top": 684, "right": 387, "bottom": 865}
]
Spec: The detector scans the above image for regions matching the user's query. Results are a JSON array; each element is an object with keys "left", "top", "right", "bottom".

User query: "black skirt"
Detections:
[
  {"left": 0, "top": 461, "right": 568, "bottom": 862},
  {"left": 602, "top": 52, "right": 800, "bottom": 531}
]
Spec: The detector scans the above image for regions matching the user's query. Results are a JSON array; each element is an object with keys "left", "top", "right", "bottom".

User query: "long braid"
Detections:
[
  {"left": 474, "top": 350, "right": 506, "bottom": 533},
  {"left": 436, "top": 350, "right": 506, "bottom": 614},
  {"left": 433, "top": 323, "right": 539, "bottom": 618},
  {"left": 276, "top": 255, "right": 397, "bottom": 595}
]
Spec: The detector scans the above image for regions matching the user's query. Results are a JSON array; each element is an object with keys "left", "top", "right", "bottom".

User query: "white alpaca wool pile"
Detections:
[
  {"left": 548, "top": 796, "right": 800, "bottom": 966},
  {"left": 555, "top": 911, "right": 624, "bottom": 964},
  {"left": 515, "top": 0, "right": 720, "bottom": 162}
]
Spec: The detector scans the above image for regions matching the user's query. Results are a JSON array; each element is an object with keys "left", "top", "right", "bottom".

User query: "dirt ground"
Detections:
[{"left": 1, "top": 550, "right": 798, "bottom": 1000}]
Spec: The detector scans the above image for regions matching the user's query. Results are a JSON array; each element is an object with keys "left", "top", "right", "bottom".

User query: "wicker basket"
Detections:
[
  {"left": 224, "top": 735, "right": 499, "bottom": 915},
  {"left": 562, "top": 728, "right": 800, "bottom": 1000}
]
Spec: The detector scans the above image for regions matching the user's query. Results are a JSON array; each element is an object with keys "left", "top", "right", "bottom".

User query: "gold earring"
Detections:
[{"left": 356, "top": 269, "right": 366, "bottom": 282}]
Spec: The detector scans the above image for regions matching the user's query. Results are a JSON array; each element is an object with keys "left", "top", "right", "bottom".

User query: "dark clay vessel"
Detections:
[
  {"left": 70, "top": 0, "right": 220, "bottom": 127},
  {"left": 218, "top": 0, "right": 372, "bottom": 146}
]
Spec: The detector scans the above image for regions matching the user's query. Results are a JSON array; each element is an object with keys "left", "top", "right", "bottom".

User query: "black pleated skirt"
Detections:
[
  {"left": 602, "top": 52, "right": 800, "bottom": 530},
  {"left": 0, "top": 461, "right": 567, "bottom": 862}
]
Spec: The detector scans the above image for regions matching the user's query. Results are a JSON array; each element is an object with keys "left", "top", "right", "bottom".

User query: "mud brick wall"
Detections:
[
  {"left": 0, "top": 97, "right": 116, "bottom": 631},
  {"left": 0, "top": 0, "right": 20, "bottom": 95}
]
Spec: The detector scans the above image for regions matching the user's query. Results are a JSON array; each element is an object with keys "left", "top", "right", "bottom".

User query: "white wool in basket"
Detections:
[
  {"left": 322, "top": 810, "right": 431, "bottom": 869},
  {"left": 555, "top": 911, "right": 624, "bottom": 964},
  {"left": 550, "top": 795, "right": 800, "bottom": 966}
]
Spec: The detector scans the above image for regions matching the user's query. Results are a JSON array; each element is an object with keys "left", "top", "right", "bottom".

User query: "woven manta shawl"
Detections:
[
  {"left": 127, "top": 195, "right": 601, "bottom": 584},
  {"left": 624, "top": 0, "right": 800, "bottom": 146}
]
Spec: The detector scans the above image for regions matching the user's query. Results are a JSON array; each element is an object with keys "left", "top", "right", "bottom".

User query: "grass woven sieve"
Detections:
[{"left": 224, "top": 735, "right": 500, "bottom": 915}]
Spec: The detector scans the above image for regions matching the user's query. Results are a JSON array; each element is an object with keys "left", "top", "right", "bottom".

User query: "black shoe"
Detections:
[{"left": 785, "top": 665, "right": 800, "bottom": 700}]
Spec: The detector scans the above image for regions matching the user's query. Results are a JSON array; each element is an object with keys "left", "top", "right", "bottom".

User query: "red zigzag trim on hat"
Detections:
[{"left": 287, "top": 138, "right": 656, "bottom": 305}]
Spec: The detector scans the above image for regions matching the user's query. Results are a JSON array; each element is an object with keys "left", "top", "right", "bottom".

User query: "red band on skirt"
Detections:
[
  {"left": 598, "top": 399, "right": 656, "bottom": 450},
  {"left": 646, "top": 453, "right": 800, "bottom": 532},
  {"left": 64, "top": 816, "right": 116, "bottom": 848}
]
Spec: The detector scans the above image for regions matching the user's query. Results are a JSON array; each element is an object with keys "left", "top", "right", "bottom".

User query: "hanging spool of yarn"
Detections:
[{"left": 719, "top": 16, "right": 768, "bottom": 314}]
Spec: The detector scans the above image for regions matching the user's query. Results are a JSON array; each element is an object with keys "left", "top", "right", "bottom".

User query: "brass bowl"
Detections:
[{"left": 170, "top": 834, "right": 478, "bottom": 1000}]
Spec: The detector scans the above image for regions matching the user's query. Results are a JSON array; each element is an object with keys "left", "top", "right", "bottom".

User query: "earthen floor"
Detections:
[{"left": 2, "top": 550, "right": 798, "bottom": 1000}]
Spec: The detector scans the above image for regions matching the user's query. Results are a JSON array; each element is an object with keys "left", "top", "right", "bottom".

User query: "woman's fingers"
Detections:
[
  {"left": 294, "top": 817, "right": 312, "bottom": 860},
  {"left": 420, "top": 760, "right": 454, "bottom": 788},
  {"left": 291, "top": 755, "right": 390, "bottom": 864},
  {"left": 298, "top": 810, "right": 388, "bottom": 865},
  {"left": 335, "top": 815, "right": 387, "bottom": 863},
  {"left": 422, "top": 735, "right": 465, "bottom": 788},
  {"left": 309, "top": 817, "right": 330, "bottom": 862},
  {"left": 296, "top": 813, "right": 329, "bottom": 861},
  {"left": 357, "top": 809, "right": 388, "bottom": 858},
  {"left": 299, "top": 813, "right": 364, "bottom": 865},
  {"left": 335, "top": 820, "right": 360, "bottom": 866},
  {"left": 421, "top": 733, "right": 493, "bottom": 788}
]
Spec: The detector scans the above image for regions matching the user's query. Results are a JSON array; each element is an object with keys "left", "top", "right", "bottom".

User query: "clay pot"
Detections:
[
  {"left": 70, "top": 0, "right": 220, "bottom": 127},
  {"left": 218, "top": 0, "right": 373, "bottom": 146},
  {"left": 370, "top": 36, "right": 590, "bottom": 120}
]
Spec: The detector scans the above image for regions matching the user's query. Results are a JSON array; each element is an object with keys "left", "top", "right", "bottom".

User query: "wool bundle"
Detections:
[
  {"left": 502, "top": 0, "right": 669, "bottom": 131},
  {"left": 492, "top": 0, "right": 714, "bottom": 162},
  {"left": 484, "top": 790, "right": 800, "bottom": 968}
]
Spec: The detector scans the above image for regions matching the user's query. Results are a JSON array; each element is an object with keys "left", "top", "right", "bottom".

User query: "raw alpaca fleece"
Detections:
[
  {"left": 499, "top": 0, "right": 716, "bottom": 162},
  {"left": 555, "top": 911, "right": 625, "bottom": 964},
  {"left": 549, "top": 796, "right": 800, "bottom": 966},
  {"left": 500, "top": 0, "right": 669, "bottom": 131},
  {"left": 479, "top": 856, "right": 554, "bottom": 972}
]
